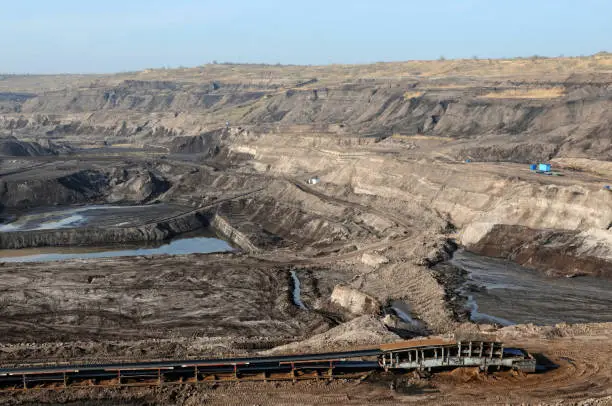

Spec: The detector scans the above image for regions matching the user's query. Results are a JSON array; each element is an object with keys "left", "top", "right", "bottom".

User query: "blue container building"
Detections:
[{"left": 538, "top": 163, "right": 551, "bottom": 172}]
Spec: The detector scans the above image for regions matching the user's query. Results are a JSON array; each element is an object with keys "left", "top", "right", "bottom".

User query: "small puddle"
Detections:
[
  {"left": 0, "top": 236, "right": 233, "bottom": 263},
  {"left": 290, "top": 271, "right": 307, "bottom": 310},
  {"left": 449, "top": 250, "right": 612, "bottom": 325},
  {"left": 388, "top": 300, "right": 424, "bottom": 328},
  {"left": 389, "top": 300, "right": 415, "bottom": 324}
]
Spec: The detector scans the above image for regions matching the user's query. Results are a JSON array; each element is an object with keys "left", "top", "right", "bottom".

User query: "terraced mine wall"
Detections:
[
  {"left": 0, "top": 211, "right": 207, "bottom": 249},
  {"left": 0, "top": 167, "right": 171, "bottom": 211},
  {"left": 0, "top": 208, "right": 261, "bottom": 253},
  {"left": 228, "top": 132, "right": 612, "bottom": 277},
  {"left": 2, "top": 72, "right": 612, "bottom": 161},
  {"left": 210, "top": 214, "right": 260, "bottom": 253},
  {"left": 0, "top": 170, "right": 110, "bottom": 210},
  {"left": 468, "top": 224, "right": 612, "bottom": 278}
]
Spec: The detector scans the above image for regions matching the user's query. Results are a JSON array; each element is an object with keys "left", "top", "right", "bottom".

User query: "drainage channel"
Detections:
[{"left": 290, "top": 270, "right": 307, "bottom": 310}]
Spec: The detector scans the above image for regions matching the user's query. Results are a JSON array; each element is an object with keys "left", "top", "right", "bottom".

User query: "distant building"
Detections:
[
  {"left": 538, "top": 163, "right": 551, "bottom": 172},
  {"left": 307, "top": 176, "right": 320, "bottom": 185}
]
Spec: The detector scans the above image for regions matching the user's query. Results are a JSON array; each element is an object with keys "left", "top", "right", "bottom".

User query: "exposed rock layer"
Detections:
[{"left": 468, "top": 224, "right": 612, "bottom": 278}]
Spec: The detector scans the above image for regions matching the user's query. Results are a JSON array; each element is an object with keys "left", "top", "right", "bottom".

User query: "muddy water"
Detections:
[
  {"left": 389, "top": 300, "right": 421, "bottom": 326},
  {"left": 450, "top": 250, "right": 612, "bottom": 325},
  {"left": 0, "top": 235, "right": 233, "bottom": 263},
  {"left": 387, "top": 300, "right": 427, "bottom": 332},
  {"left": 0, "top": 204, "right": 233, "bottom": 262},
  {"left": 290, "top": 271, "right": 307, "bottom": 309}
]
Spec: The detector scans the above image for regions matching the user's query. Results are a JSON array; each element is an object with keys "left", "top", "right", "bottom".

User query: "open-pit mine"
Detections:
[{"left": 0, "top": 55, "right": 611, "bottom": 405}]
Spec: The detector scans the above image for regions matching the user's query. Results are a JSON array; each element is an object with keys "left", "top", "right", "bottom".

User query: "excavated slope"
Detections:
[
  {"left": 0, "top": 137, "right": 56, "bottom": 156},
  {"left": 229, "top": 133, "right": 612, "bottom": 275},
  {"left": 0, "top": 59, "right": 611, "bottom": 161}
]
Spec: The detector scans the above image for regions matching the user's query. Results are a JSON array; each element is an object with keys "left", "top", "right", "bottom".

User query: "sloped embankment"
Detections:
[
  {"left": 468, "top": 224, "right": 612, "bottom": 278},
  {"left": 231, "top": 133, "right": 612, "bottom": 278},
  {"left": 1, "top": 74, "right": 611, "bottom": 161},
  {"left": 0, "top": 137, "right": 56, "bottom": 156},
  {"left": 0, "top": 208, "right": 265, "bottom": 253},
  {"left": 0, "top": 211, "right": 208, "bottom": 249},
  {"left": 0, "top": 167, "right": 171, "bottom": 211}
]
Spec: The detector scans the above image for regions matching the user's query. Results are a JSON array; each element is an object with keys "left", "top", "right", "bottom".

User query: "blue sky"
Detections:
[{"left": 1, "top": 0, "right": 610, "bottom": 74}]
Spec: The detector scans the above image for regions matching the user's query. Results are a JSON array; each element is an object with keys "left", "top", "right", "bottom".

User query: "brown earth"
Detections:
[
  {"left": 0, "top": 56, "right": 611, "bottom": 404},
  {"left": 1, "top": 54, "right": 612, "bottom": 161},
  {"left": 1, "top": 325, "right": 611, "bottom": 405}
]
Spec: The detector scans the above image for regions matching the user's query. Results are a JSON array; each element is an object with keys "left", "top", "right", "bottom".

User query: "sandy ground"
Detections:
[
  {"left": 2, "top": 327, "right": 611, "bottom": 405},
  {"left": 0, "top": 135, "right": 611, "bottom": 404},
  {"left": 0, "top": 253, "right": 336, "bottom": 348}
]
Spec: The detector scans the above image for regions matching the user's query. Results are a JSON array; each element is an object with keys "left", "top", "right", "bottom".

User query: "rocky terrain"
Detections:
[
  {"left": 0, "top": 137, "right": 56, "bottom": 157},
  {"left": 2, "top": 55, "right": 611, "bottom": 160},
  {"left": 0, "top": 55, "right": 611, "bottom": 405}
]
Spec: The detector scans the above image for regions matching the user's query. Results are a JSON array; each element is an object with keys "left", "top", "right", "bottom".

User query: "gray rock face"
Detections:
[
  {"left": 168, "top": 129, "right": 223, "bottom": 155},
  {"left": 2, "top": 75, "right": 611, "bottom": 162},
  {"left": 468, "top": 224, "right": 612, "bottom": 278},
  {"left": 0, "top": 168, "right": 171, "bottom": 210},
  {"left": 0, "top": 137, "right": 56, "bottom": 156},
  {"left": 0, "top": 170, "right": 108, "bottom": 210},
  {"left": 107, "top": 169, "right": 170, "bottom": 203},
  {"left": 0, "top": 210, "right": 209, "bottom": 249},
  {"left": 330, "top": 285, "right": 381, "bottom": 315}
]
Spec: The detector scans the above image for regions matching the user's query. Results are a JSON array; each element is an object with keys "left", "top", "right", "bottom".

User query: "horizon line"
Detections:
[{"left": 1, "top": 51, "right": 610, "bottom": 76}]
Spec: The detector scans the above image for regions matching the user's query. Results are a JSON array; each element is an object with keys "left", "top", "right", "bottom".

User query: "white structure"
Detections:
[{"left": 307, "top": 176, "right": 320, "bottom": 185}]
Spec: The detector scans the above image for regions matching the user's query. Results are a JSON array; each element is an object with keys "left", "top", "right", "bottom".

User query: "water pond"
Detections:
[{"left": 450, "top": 250, "right": 612, "bottom": 325}]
